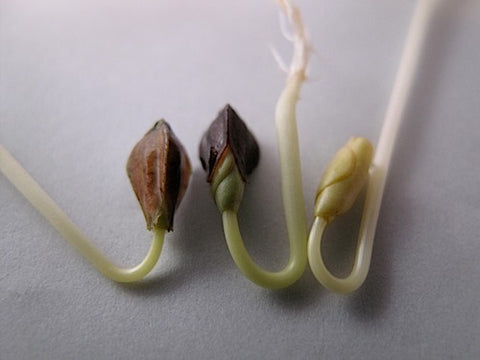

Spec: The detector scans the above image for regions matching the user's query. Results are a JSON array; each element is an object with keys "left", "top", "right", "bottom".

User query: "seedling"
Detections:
[
  {"left": 0, "top": 121, "right": 191, "bottom": 282},
  {"left": 307, "top": 0, "right": 437, "bottom": 293},
  {"left": 199, "top": 0, "right": 311, "bottom": 289}
]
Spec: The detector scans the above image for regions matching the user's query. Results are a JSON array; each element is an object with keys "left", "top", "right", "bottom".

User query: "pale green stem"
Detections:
[
  {"left": 223, "top": 210, "right": 306, "bottom": 289},
  {"left": 308, "top": 216, "right": 372, "bottom": 294},
  {"left": 275, "top": 76, "right": 308, "bottom": 246},
  {"left": 0, "top": 143, "right": 165, "bottom": 283},
  {"left": 221, "top": 76, "right": 308, "bottom": 289},
  {"left": 307, "top": 0, "right": 437, "bottom": 293}
]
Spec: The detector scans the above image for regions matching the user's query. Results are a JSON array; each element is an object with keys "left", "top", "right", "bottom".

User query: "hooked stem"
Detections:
[
  {"left": 220, "top": 68, "right": 308, "bottom": 289},
  {"left": 220, "top": 0, "right": 310, "bottom": 289},
  {"left": 0, "top": 143, "right": 165, "bottom": 283},
  {"left": 308, "top": 216, "right": 373, "bottom": 294},
  {"left": 223, "top": 209, "right": 306, "bottom": 289}
]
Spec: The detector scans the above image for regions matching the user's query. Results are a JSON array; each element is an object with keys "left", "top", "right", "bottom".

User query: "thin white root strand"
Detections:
[
  {"left": 270, "top": 44, "right": 290, "bottom": 74},
  {"left": 276, "top": 0, "right": 311, "bottom": 80},
  {"left": 278, "top": 11, "right": 295, "bottom": 42}
]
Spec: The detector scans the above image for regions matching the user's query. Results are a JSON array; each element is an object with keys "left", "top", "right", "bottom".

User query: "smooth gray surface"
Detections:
[{"left": 1, "top": 0, "right": 479, "bottom": 359}]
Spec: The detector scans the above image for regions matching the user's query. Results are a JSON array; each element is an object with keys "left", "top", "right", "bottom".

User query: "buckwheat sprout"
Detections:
[
  {"left": 0, "top": 121, "right": 191, "bottom": 283},
  {"left": 308, "top": 0, "right": 437, "bottom": 294},
  {"left": 216, "top": 0, "right": 311, "bottom": 288},
  {"left": 0, "top": 144, "right": 163, "bottom": 282}
]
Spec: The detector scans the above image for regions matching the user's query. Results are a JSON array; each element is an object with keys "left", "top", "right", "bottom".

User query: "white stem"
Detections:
[
  {"left": 362, "top": 0, "right": 436, "bottom": 264},
  {"left": 0, "top": 143, "right": 165, "bottom": 282},
  {"left": 374, "top": 0, "right": 436, "bottom": 179}
]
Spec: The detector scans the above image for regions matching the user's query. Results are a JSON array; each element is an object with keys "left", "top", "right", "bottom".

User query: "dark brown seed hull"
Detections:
[
  {"left": 199, "top": 104, "right": 260, "bottom": 183},
  {"left": 127, "top": 120, "right": 191, "bottom": 231}
]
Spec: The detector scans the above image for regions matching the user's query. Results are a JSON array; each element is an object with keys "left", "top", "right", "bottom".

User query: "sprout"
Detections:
[
  {"left": 307, "top": 0, "right": 437, "bottom": 294},
  {"left": 202, "top": 0, "right": 311, "bottom": 289},
  {"left": 0, "top": 121, "right": 191, "bottom": 282}
]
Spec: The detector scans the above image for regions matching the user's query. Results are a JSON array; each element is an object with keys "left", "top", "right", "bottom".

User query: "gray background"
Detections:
[{"left": 1, "top": 0, "right": 479, "bottom": 359}]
